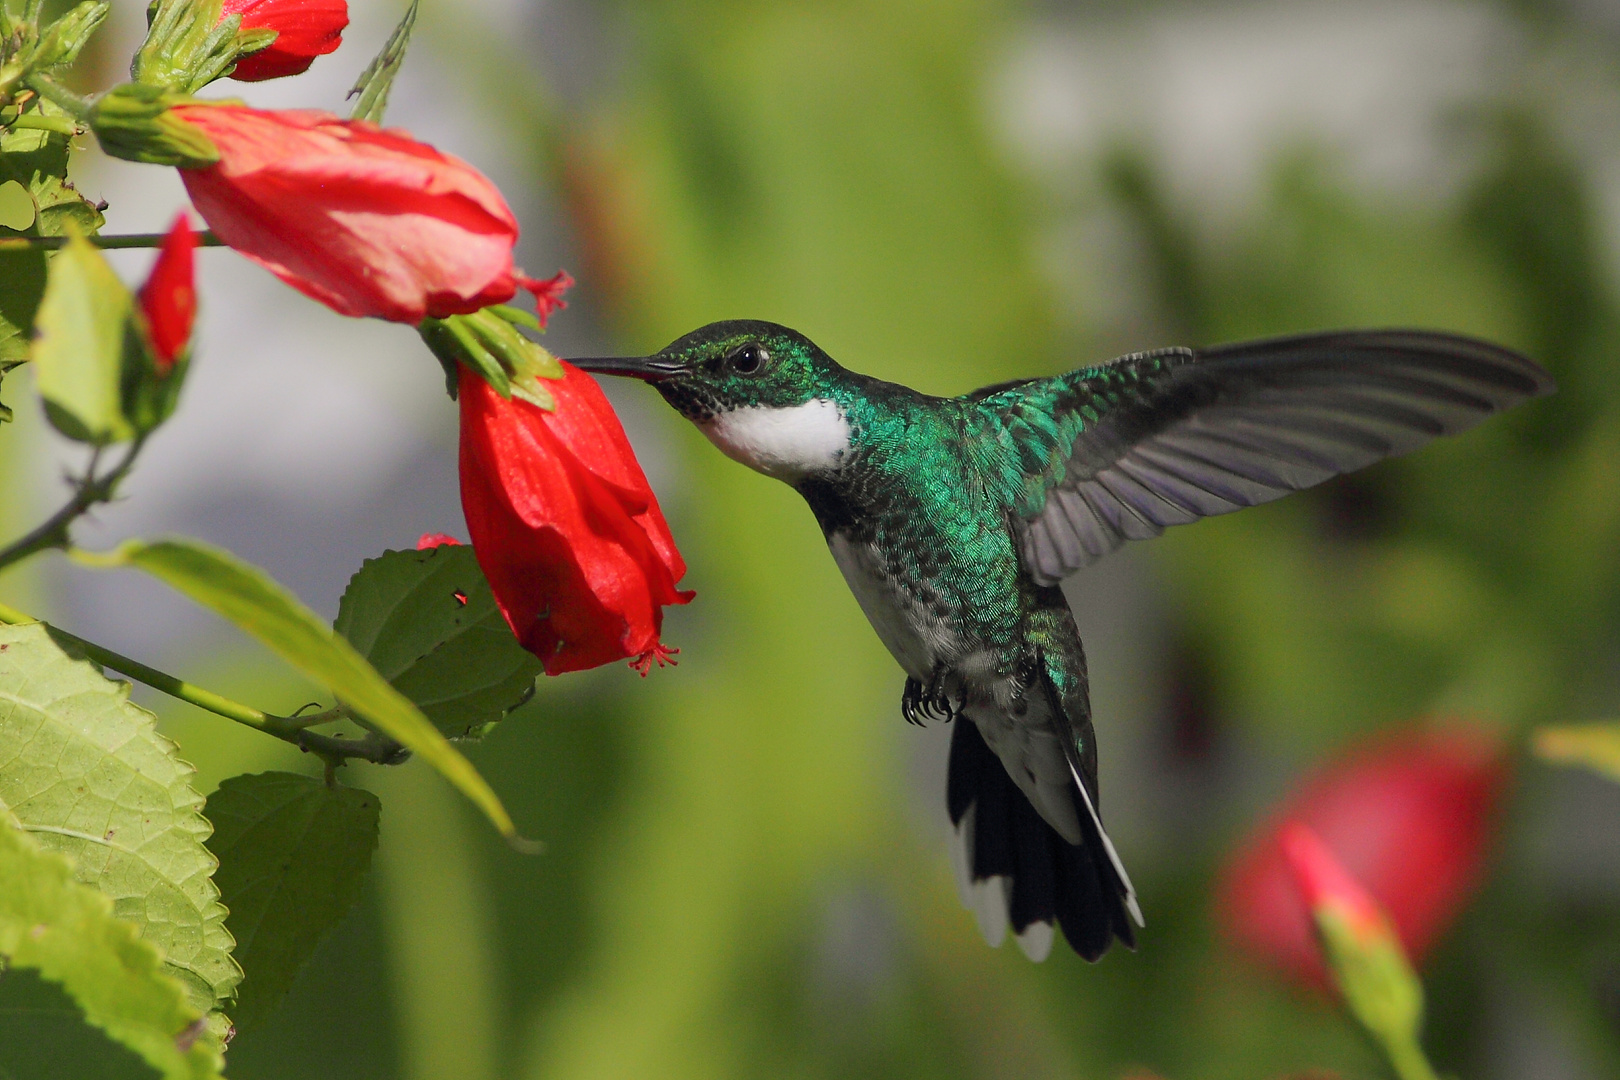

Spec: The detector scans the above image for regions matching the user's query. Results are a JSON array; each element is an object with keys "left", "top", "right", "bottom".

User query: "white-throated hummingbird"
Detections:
[{"left": 571, "top": 326, "right": 1552, "bottom": 961}]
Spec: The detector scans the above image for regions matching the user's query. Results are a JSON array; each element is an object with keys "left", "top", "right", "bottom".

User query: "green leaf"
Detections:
[
  {"left": 30, "top": 231, "right": 139, "bottom": 443},
  {"left": 74, "top": 537, "right": 523, "bottom": 840},
  {"left": 204, "top": 772, "right": 379, "bottom": 1031},
  {"left": 0, "top": 98, "right": 105, "bottom": 239},
  {"left": 335, "top": 546, "right": 542, "bottom": 739},
  {"left": 0, "top": 966, "right": 162, "bottom": 1080},
  {"left": 347, "top": 0, "right": 418, "bottom": 124},
  {"left": 0, "top": 96, "right": 104, "bottom": 366},
  {"left": 0, "top": 623, "right": 241, "bottom": 1031},
  {"left": 0, "top": 812, "right": 223, "bottom": 1080}
]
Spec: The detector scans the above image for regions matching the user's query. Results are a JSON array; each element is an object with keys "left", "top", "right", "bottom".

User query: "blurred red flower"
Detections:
[
  {"left": 457, "top": 362, "right": 692, "bottom": 675},
  {"left": 1281, "top": 822, "right": 1393, "bottom": 948},
  {"left": 221, "top": 0, "right": 348, "bottom": 81},
  {"left": 137, "top": 213, "right": 197, "bottom": 372},
  {"left": 1216, "top": 723, "right": 1510, "bottom": 985},
  {"left": 173, "top": 105, "right": 557, "bottom": 323}
]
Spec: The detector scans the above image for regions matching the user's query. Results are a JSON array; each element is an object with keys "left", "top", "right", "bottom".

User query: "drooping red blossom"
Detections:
[
  {"left": 172, "top": 105, "right": 560, "bottom": 324},
  {"left": 457, "top": 362, "right": 692, "bottom": 675},
  {"left": 221, "top": 0, "right": 348, "bottom": 82},
  {"left": 1216, "top": 722, "right": 1510, "bottom": 985},
  {"left": 137, "top": 213, "right": 197, "bottom": 372}
]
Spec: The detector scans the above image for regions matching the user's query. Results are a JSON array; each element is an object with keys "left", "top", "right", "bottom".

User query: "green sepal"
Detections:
[
  {"left": 419, "top": 308, "right": 561, "bottom": 409},
  {"left": 347, "top": 0, "right": 418, "bottom": 124},
  {"left": 132, "top": 0, "right": 245, "bottom": 93},
  {"left": 30, "top": 2, "right": 111, "bottom": 72},
  {"left": 88, "top": 84, "right": 218, "bottom": 168}
]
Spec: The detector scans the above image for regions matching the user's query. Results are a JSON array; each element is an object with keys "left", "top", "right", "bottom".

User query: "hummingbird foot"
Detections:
[{"left": 899, "top": 665, "right": 965, "bottom": 726}]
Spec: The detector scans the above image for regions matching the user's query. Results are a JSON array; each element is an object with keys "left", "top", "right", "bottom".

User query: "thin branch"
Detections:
[
  {"left": 0, "top": 601, "right": 408, "bottom": 767},
  {"left": 0, "top": 439, "right": 141, "bottom": 574},
  {"left": 0, "top": 231, "right": 226, "bottom": 251}
]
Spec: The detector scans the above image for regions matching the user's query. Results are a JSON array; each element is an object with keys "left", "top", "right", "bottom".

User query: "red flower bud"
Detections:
[
  {"left": 221, "top": 0, "right": 348, "bottom": 82},
  {"left": 1281, "top": 823, "right": 1393, "bottom": 948},
  {"left": 1216, "top": 723, "right": 1510, "bottom": 985},
  {"left": 137, "top": 213, "right": 198, "bottom": 373},
  {"left": 172, "top": 105, "right": 551, "bottom": 324},
  {"left": 457, "top": 362, "right": 693, "bottom": 675},
  {"left": 417, "top": 533, "right": 462, "bottom": 550}
]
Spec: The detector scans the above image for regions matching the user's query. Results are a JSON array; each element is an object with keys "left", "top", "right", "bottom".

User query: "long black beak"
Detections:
[{"left": 567, "top": 355, "right": 687, "bottom": 382}]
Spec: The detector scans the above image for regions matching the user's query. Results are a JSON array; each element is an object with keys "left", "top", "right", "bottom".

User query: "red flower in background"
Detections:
[
  {"left": 221, "top": 0, "right": 348, "bottom": 81},
  {"left": 173, "top": 105, "right": 556, "bottom": 323},
  {"left": 1282, "top": 823, "right": 1394, "bottom": 948},
  {"left": 457, "top": 363, "right": 692, "bottom": 675},
  {"left": 137, "top": 213, "right": 197, "bottom": 372},
  {"left": 1216, "top": 723, "right": 1510, "bottom": 985}
]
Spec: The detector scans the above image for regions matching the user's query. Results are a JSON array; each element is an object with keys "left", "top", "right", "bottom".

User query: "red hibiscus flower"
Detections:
[
  {"left": 137, "top": 213, "right": 197, "bottom": 372},
  {"left": 1216, "top": 723, "right": 1510, "bottom": 986},
  {"left": 222, "top": 0, "right": 348, "bottom": 82},
  {"left": 172, "top": 105, "right": 557, "bottom": 323},
  {"left": 457, "top": 363, "right": 692, "bottom": 675}
]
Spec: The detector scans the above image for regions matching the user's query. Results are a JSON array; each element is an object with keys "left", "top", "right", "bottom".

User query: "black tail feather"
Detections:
[{"left": 946, "top": 718, "right": 1136, "bottom": 961}]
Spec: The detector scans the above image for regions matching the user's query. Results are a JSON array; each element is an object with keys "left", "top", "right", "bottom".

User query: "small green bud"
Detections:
[
  {"left": 31, "top": 2, "right": 111, "bottom": 71},
  {"left": 88, "top": 83, "right": 218, "bottom": 168},
  {"left": 133, "top": 0, "right": 242, "bottom": 92}
]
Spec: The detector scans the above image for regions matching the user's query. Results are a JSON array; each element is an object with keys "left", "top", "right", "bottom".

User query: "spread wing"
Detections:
[{"left": 977, "top": 330, "right": 1554, "bottom": 586}]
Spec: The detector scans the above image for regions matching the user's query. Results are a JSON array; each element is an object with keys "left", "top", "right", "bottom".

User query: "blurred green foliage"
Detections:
[{"left": 119, "top": 0, "right": 1620, "bottom": 1078}]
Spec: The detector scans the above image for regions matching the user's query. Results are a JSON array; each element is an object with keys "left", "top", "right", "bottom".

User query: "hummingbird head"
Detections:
[{"left": 570, "top": 320, "right": 855, "bottom": 482}]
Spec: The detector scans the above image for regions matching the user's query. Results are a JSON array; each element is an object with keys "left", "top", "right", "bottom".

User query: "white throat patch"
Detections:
[{"left": 700, "top": 399, "right": 850, "bottom": 481}]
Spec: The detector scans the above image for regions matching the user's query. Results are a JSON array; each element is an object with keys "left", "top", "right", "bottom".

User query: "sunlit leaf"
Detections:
[
  {"left": 74, "top": 537, "right": 521, "bottom": 840},
  {"left": 335, "top": 546, "right": 542, "bottom": 739},
  {"left": 0, "top": 623, "right": 240, "bottom": 1030},
  {"left": 0, "top": 97, "right": 105, "bottom": 240},
  {"left": 30, "top": 231, "right": 138, "bottom": 443},
  {"left": 0, "top": 811, "right": 222, "bottom": 1080},
  {"left": 348, "top": 0, "right": 418, "bottom": 124},
  {"left": 205, "top": 772, "right": 379, "bottom": 1031}
]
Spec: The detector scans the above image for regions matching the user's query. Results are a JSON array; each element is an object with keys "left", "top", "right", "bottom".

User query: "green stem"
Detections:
[
  {"left": 0, "top": 231, "right": 225, "bottom": 251},
  {"left": 0, "top": 600, "right": 407, "bottom": 766},
  {"left": 1382, "top": 1033, "right": 1442, "bottom": 1080},
  {"left": 0, "top": 440, "right": 139, "bottom": 575},
  {"left": 23, "top": 73, "right": 89, "bottom": 120},
  {"left": 6, "top": 113, "right": 78, "bottom": 135}
]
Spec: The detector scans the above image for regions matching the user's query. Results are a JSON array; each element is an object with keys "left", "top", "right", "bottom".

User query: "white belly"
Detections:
[{"left": 826, "top": 533, "right": 959, "bottom": 681}]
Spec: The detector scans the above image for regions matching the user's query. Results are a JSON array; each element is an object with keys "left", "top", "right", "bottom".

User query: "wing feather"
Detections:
[{"left": 998, "top": 330, "right": 1553, "bottom": 584}]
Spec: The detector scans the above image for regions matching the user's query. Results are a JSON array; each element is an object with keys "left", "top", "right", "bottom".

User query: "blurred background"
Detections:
[{"left": 6, "top": 0, "right": 1620, "bottom": 1076}]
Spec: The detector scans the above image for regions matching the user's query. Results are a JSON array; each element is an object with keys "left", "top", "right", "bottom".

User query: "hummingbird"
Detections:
[{"left": 571, "top": 324, "right": 1553, "bottom": 962}]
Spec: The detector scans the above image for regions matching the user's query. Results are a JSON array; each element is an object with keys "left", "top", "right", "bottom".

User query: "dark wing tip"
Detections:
[{"left": 1199, "top": 328, "right": 1556, "bottom": 403}]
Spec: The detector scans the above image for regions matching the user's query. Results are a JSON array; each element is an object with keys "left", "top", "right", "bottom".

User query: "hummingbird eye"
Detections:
[{"left": 729, "top": 343, "right": 767, "bottom": 375}]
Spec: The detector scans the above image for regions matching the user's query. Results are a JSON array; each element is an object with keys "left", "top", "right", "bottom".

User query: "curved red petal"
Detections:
[
  {"left": 174, "top": 105, "right": 522, "bottom": 323},
  {"left": 221, "top": 0, "right": 348, "bottom": 82}
]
